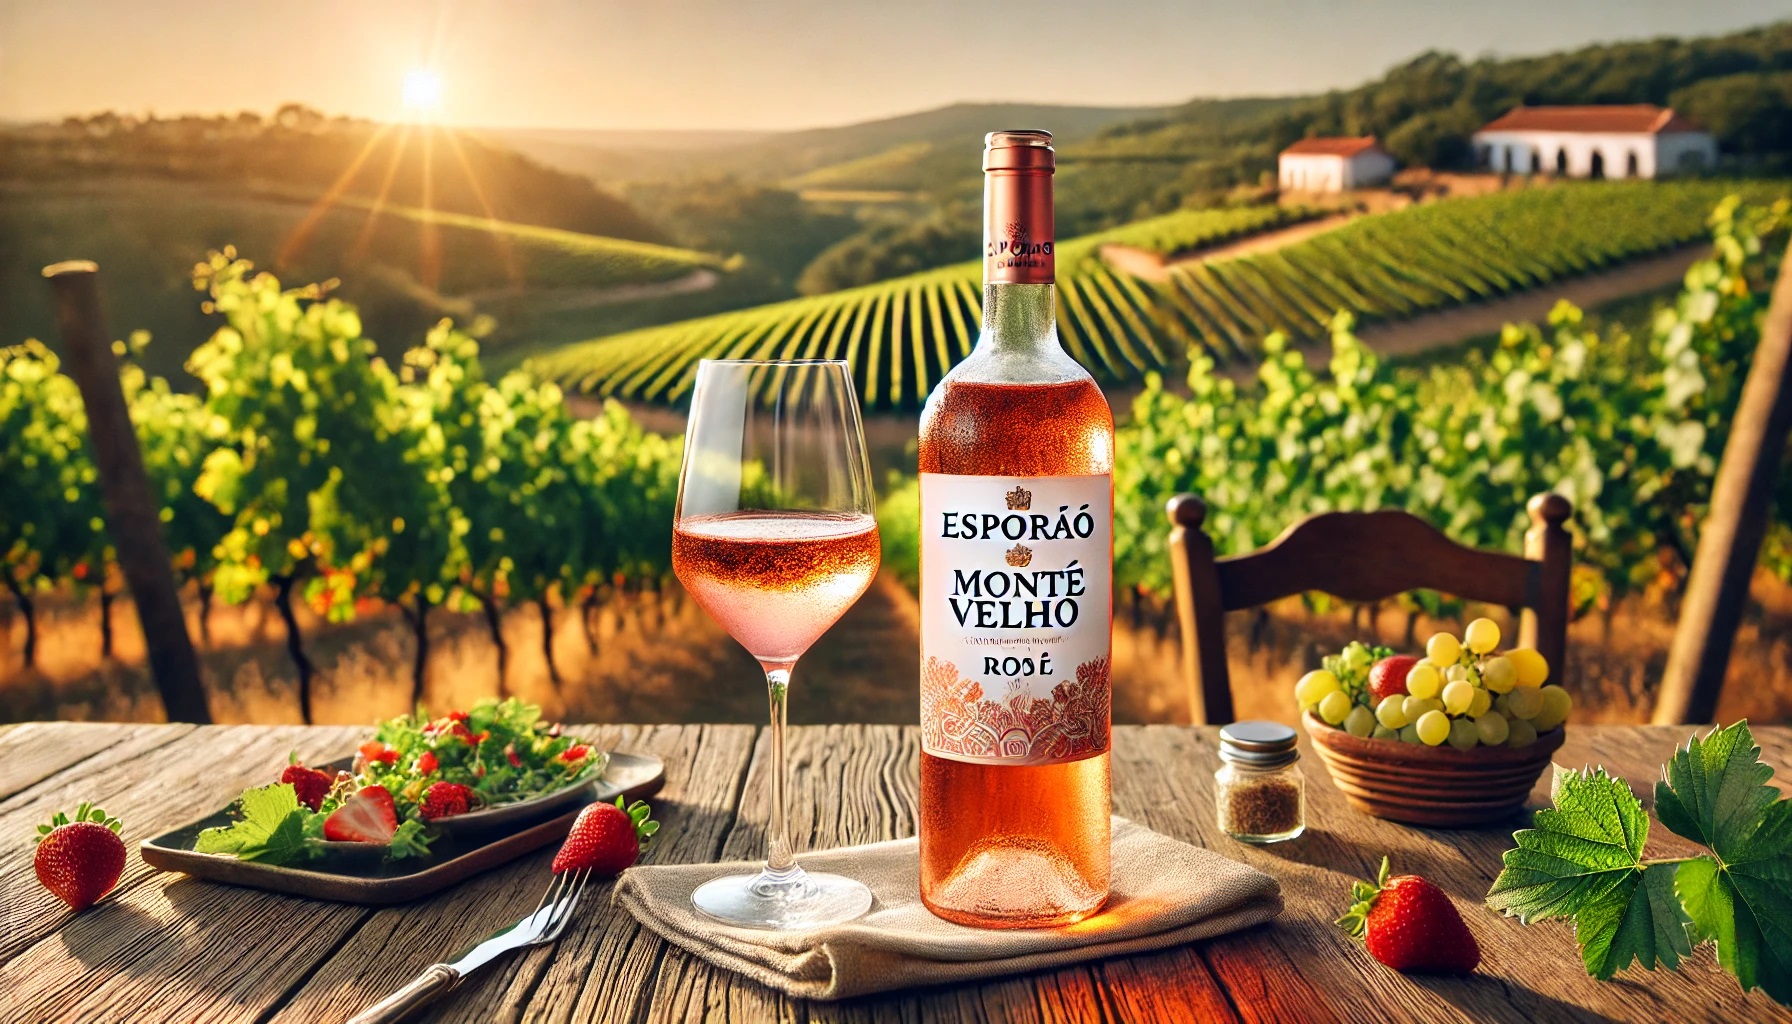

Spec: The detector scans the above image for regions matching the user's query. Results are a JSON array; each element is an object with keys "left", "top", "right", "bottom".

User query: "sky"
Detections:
[{"left": 0, "top": 0, "right": 1785, "bottom": 133}]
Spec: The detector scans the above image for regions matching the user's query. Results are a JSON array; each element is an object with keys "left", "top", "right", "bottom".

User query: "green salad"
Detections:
[{"left": 196, "top": 698, "right": 605, "bottom": 864}]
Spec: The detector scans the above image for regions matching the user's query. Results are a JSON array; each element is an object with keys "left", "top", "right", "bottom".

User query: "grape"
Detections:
[
  {"left": 1415, "top": 710, "right": 1451, "bottom": 746},
  {"left": 1506, "top": 687, "right": 1544, "bottom": 720},
  {"left": 1405, "top": 661, "right": 1442, "bottom": 699},
  {"left": 1445, "top": 663, "right": 1472, "bottom": 685},
  {"left": 1480, "top": 655, "right": 1517, "bottom": 694},
  {"left": 1474, "top": 712, "right": 1510, "bottom": 746},
  {"left": 1533, "top": 685, "right": 1573, "bottom": 731},
  {"left": 1342, "top": 643, "right": 1373, "bottom": 671},
  {"left": 1403, "top": 695, "right": 1443, "bottom": 721},
  {"left": 1372, "top": 724, "right": 1399, "bottom": 741},
  {"left": 1295, "top": 669, "right": 1341, "bottom": 708},
  {"left": 1426, "top": 631, "right": 1463, "bottom": 665},
  {"left": 1464, "top": 617, "right": 1501, "bottom": 654},
  {"left": 1506, "top": 647, "right": 1549, "bottom": 688},
  {"left": 1442, "top": 678, "right": 1475, "bottom": 715},
  {"left": 1467, "top": 687, "right": 1493, "bottom": 719},
  {"left": 1318, "top": 690, "right": 1353, "bottom": 725},
  {"left": 1493, "top": 692, "right": 1512, "bottom": 715},
  {"left": 1344, "top": 705, "right": 1377, "bottom": 738},
  {"left": 1399, "top": 723, "right": 1422, "bottom": 744},
  {"left": 1375, "top": 694, "right": 1409, "bottom": 729},
  {"left": 1447, "top": 718, "right": 1479, "bottom": 750},
  {"left": 1506, "top": 718, "right": 1538, "bottom": 748}
]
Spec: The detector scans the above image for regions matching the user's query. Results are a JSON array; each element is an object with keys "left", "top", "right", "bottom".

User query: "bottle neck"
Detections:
[{"left": 979, "top": 282, "right": 1059, "bottom": 356}]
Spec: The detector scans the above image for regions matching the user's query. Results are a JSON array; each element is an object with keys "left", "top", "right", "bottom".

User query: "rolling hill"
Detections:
[{"left": 0, "top": 180, "right": 722, "bottom": 381}]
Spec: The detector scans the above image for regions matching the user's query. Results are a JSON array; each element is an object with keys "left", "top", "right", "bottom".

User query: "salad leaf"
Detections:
[
  {"left": 1486, "top": 766, "right": 1693, "bottom": 977},
  {"left": 195, "top": 783, "right": 316, "bottom": 864}
]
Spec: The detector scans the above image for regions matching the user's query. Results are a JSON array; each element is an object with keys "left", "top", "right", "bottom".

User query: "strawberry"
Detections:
[
  {"left": 1337, "top": 857, "right": 1480, "bottom": 974},
  {"left": 505, "top": 743, "right": 522, "bottom": 768},
  {"left": 420, "top": 782, "right": 475, "bottom": 820},
  {"left": 280, "top": 757, "right": 333, "bottom": 811},
  {"left": 1368, "top": 655, "right": 1421, "bottom": 703},
  {"left": 415, "top": 751, "right": 439, "bottom": 775},
  {"left": 560, "top": 744, "right": 592, "bottom": 765},
  {"left": 358, "top": 741, "right": 399, "bottom": 766},
  {"left": 34, "top": 803, "right": 126, "bottom": 911},
  {"left": 323, "top": 784, "right": 399, "bottom": 843},
  {"left": 552, "top": 797, "right": 658, "bottom": 875}
]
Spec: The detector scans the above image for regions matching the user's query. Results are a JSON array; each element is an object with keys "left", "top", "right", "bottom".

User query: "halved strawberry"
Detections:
[
  {"left": 323, "top": 785, "right": 398, "bottom": 843},
  {"left": 1368, "top": 655, "right": 1421, "bottom": 703},
  {"left": 415, "top": 751, "right": 439, "bottom": 775},
  {"left": 280, "top": 758, "right": 333, "bottom": 812},
  {"left": 357, "top": 741, "right": 399, "bottom": 766}
]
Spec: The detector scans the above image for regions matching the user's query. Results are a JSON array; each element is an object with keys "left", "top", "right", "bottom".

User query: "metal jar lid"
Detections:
[{"left": 1219, "top": 720, "right": 1299, "bottom": 769}]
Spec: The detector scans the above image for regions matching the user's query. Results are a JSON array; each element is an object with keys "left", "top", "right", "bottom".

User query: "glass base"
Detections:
[{"left": 691, "top": 865, "right": 873, "bottom": 930}]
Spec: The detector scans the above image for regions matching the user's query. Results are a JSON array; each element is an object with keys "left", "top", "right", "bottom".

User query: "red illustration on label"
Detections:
[{"left": 921, "top": 654, "right": 1111, "bottom": 762}]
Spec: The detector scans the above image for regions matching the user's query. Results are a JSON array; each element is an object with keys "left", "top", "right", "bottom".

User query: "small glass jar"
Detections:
[{"left": 1216, "top": 721, "right": 1305, "bottom": 843}]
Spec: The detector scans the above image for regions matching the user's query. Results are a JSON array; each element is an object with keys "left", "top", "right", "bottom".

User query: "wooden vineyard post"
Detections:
[
  {"left": 1655, "top": 243, "right": 1792, "bottom": 725},
  {"left": 43, "top": 261, "right": 212, "bottom": 724}
]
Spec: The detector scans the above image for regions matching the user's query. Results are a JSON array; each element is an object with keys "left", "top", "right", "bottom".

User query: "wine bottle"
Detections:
[{"left": 916, "top": 129, "right": 1114, "bottom": 928}]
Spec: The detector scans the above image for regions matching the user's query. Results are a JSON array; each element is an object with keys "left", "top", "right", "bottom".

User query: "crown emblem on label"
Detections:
[
  {"left": 1006, "top": 544, "right": 1033, "bottom": 567},
  {"left": 1005, "top": 486, "right": 1031, "bottom": 510},
  {"left": 1006, "top": 220, "right": 1026, "bottom": 242}
]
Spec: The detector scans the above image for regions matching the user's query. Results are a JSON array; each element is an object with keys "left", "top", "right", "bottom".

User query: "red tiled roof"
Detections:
[
  {"left": 1280, "top": 136, "right": 1386, "bottom": 158},
  {"left": 1476, "top": 105, "right": 1706, "bottom": 135}
]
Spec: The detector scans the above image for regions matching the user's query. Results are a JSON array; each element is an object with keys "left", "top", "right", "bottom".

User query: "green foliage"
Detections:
[
  {"left": 1487, "top": 722, "right": 1792, "bottom": 1004},
  {"left": 0, "top": 341, "right": 106, "bottom": 603},
  {"left": 1, "top": 250, "right": 685, "bottom": 702}
]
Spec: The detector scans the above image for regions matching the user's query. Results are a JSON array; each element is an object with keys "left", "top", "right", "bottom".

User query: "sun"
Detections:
[{"left": 401, "top": 69, "right": 443, "bottom": 118}]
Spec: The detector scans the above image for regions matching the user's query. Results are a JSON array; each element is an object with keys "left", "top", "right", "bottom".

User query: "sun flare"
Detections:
[{"left": 401, "top": 69, "right": 442, "bottom": 117}]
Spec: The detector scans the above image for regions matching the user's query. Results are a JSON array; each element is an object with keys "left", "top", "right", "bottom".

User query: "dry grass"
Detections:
[{"left": 7, "top": 573, "right": 1792, "bottom": 729}]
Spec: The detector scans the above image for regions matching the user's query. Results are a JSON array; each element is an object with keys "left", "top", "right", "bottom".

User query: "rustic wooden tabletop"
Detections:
[{"left": 1, "top": 721, "right": 1788, "bottom": 1023}]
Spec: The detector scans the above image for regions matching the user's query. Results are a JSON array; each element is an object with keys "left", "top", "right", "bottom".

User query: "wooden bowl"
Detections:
[{"left": 1302, "top": 712, "right": 1565, "bottom": 827}]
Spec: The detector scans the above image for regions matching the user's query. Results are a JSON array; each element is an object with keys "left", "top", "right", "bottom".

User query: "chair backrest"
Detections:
[{"left": 1166, "top": 492, "right": 1572, "bottom": 724}]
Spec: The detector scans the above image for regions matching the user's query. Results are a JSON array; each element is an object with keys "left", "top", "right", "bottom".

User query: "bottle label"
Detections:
[{"left": 918, "top": 472, "right": 1111, "bottom": 764}]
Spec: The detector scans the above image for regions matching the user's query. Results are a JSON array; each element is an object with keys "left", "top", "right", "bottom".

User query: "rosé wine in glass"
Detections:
[
  {"left": 673, "top": 511, "right": 879, "bottom": 668},
  {"left": 674, "top": 358, "right": 879, "bottom": 930}
]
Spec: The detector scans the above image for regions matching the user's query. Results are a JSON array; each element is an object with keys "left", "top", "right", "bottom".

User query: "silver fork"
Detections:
[{"left": 345, "top": 867, "right": 594, "bottom": 1024}]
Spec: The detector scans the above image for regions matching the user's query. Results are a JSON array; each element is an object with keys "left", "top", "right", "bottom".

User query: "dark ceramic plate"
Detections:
[{"left": 139, "top": 752, "right": 664, "bottom": 904}]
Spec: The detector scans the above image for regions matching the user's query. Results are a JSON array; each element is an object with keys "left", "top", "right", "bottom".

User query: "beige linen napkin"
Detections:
[{"left": 612, "top": 817, "right": 1282, "bottom": 1000}]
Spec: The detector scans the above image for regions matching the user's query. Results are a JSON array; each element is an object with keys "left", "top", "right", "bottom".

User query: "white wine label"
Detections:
[{"left": 918, "top": 472, "right": 1111, "bottom": 764}]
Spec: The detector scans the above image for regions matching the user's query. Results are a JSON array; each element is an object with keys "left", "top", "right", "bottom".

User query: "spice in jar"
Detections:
[{"left": 1216, "top": 721, "right": 1305, "bottom": 843}]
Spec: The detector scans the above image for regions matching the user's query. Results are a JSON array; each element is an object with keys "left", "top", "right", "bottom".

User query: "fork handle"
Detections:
[{"left": 345, "top": 963, "right": 460, "bottom": 1024}]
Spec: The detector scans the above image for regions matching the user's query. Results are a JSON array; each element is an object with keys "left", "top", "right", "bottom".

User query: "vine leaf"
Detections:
[
  {"left": 1486, "top": 765, "right": 1694, "bottom": 978},
  {"left": 1658, "top": 722, "right": 1792, "bottom": 1003}
]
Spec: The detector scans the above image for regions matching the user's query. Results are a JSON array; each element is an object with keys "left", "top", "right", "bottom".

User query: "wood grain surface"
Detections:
[{"left": 2, "top": 723, "right": 1789, "bottom": 1023}]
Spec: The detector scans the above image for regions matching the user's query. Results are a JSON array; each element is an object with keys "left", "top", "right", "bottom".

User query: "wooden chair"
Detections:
[{"left": 1166, "top": 492, "right": 1573, "bottom": 725}]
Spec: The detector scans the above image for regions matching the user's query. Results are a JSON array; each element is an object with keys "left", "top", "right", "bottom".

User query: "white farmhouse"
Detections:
[
  {"left": 1277, "top": 136, "right": 1396, "bottom": 193},
  {"left": 1472, "top": 105, "right": 1716, "bottom": 179}
]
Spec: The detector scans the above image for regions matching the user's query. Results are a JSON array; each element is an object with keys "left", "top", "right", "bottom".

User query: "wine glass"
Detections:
[{"left": 673, "top": 359, "right": 879, "bottom": 929}]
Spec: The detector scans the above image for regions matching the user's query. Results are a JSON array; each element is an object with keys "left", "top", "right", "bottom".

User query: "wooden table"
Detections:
[{"left": 1, "top": 722, "right": 1788, "bottom": 1023}]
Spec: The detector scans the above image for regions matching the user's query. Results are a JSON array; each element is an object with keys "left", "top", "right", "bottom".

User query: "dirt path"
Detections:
[
  {"left": 1098, "top": 213, "right": 1355, "bottom": 282},
  {"left": 1351, "top": 245, "right": 1698, "bottom": 359},
  {"left": 459, "top": 267, "right": 720, "bottom": 313}
]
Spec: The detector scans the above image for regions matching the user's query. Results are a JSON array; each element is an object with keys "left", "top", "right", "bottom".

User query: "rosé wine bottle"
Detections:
[{"left": 917, "top": 130, "right": 1114, "bottom": 928}]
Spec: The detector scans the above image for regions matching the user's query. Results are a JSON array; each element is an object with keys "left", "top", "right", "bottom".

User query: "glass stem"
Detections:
[{"left": 763, "top": 667, "right": 796, "bottom": 875}]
